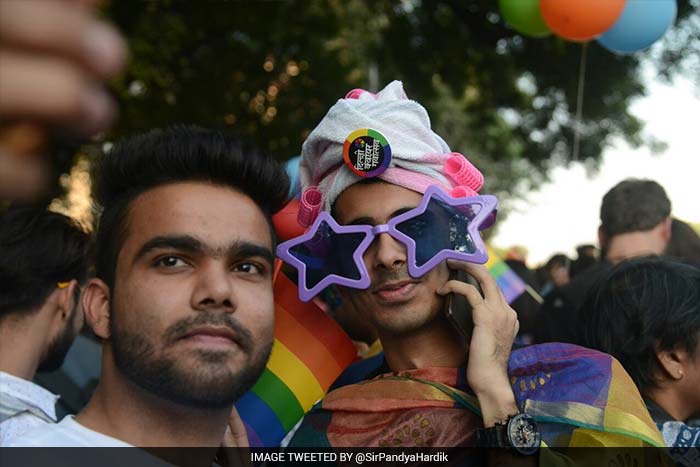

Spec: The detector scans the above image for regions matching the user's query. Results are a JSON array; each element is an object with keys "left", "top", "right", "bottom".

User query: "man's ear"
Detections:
[
  {"left": 661, "top": 217, "right": 672, "bottom": 244},
  {"left": 655, "top": 344, "right": 689, "bottom": 381},
  {"left": 83, "top": 278, "right": 111, "bottom": 339},
  {"left": 597, "top": 226, "right": 608, "bottom": 250}
]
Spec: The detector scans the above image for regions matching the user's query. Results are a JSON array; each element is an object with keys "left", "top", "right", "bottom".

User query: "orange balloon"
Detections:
[{"left": 540, "top": 0, "right": 626, "bottom": 41}]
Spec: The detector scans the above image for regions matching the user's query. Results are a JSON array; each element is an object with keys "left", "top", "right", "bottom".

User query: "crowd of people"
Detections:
[{"left": 1, "top": 2, "right": 699, "bottom": 466}]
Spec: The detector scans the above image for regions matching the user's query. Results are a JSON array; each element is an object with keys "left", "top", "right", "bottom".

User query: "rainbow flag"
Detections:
[
  {"left": 486, "top": 247, "right": 527, "bottom": 304},
  {"left": 235, "top": 271, "right": 356, "bottom": 447}
]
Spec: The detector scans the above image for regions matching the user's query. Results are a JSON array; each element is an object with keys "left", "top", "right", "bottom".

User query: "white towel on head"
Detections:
[{"left": 299, "top": 81, "right": 458, "bottom": 211}]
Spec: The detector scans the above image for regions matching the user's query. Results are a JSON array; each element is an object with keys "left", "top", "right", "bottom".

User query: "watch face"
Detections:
[{"left": 507, "top": 414, "right": 541, "bottom": 455}]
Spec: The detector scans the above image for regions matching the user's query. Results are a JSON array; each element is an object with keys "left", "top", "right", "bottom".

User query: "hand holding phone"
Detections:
[
  {"left": 438, "top": 259, "right": 519, "bottom": 401},
  {"left": 443, "top": 268, "right": 482, "bottom": 344}
]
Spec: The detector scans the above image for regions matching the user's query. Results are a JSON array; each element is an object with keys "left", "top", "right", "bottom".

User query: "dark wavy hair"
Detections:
[
  {"left": 0, "top": 206, "right": 92, "bottom": 317},
  {"left": 666, "top": 218, "right": 700, "bottom": 261},
  {"left": 600, "top": 179, "right": 671, "bottom": 238},
  {"left": 580, "top": 257, "right": 700, "bottom": 392},
  {"left": 93, "top": 125, "right": 289, "bottom": 289}
]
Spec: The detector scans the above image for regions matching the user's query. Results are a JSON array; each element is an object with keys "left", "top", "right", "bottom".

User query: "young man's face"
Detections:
[
  {"left": 107, "top": 181, "right": 275, "bottom": 408},
  {"left": 333, "top": 182, "right": 449, "bottom": 337}
]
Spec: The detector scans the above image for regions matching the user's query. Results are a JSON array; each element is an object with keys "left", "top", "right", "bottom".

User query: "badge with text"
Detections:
[{"left": 342, "top": 128, "right": 392, "bottom": 178}]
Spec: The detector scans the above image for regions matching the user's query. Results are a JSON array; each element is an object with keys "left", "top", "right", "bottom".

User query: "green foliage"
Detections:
[{"left": 104, "top": 0, "right": 698, "bottom": 197}]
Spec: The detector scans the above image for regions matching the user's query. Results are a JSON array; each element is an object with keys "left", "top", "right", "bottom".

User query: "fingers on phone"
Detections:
[
  {"left": 446, "top": 259, "right": 499, "bottom": 301},
  {"left": 439, "top": 280, "right": 483, "bottom": 308}
]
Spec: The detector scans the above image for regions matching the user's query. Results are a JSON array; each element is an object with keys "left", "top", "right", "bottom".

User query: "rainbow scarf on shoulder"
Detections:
[{"left": 289, "top": 343, "right": 665, "bottom": 452}]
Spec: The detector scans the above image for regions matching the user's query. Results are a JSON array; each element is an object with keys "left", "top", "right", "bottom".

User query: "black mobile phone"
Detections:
[{"left": 443, "top": 269, "right": 481, "bottom": 344}]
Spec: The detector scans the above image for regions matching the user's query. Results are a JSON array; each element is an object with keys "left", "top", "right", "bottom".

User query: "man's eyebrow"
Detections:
[
  {"left": 346, "top": 207, "right": 416, "bottom": 226},
  {"left": 134, "top": 235, "right": 205, "bottom": 263},
  {"left": 390, "top": 207, "right": 415, "bottom": 219},
  {"left": 233, "top": 242, "right": 275, "bottom": 266},
  {"left": 347, "top": 216, "right": 375, "bottom": 226},
  {"left": 134, "top": 235, "right": 274, "bottom": 266}
]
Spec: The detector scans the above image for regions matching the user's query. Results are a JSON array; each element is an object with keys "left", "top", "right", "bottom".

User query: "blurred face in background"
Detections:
[{"left": 548, "top": 264, "right": 570, "bottom": 288}]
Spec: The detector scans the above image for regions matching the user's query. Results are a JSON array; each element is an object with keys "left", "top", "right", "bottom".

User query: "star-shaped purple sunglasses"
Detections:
[{"left": 276, "top": 185, "right": 498, "bottom": 302}]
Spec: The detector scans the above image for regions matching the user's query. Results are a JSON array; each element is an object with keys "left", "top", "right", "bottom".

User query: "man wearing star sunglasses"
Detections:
[
  {"left": 284, "top": 82, "right": 665, "bottom": 456},
  {"left": 278, "top": 184, "right": 497, "bottom": 302}
]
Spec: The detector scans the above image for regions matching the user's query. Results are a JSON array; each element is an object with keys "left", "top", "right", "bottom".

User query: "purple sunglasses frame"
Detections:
[{"left": 276, "top": 185, "right": 498, "bottom": 302}]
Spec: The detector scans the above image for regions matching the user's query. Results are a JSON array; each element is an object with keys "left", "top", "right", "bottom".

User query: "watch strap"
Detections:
[{"left": 475, "top": 421, "right": 508, "bottom": 448}]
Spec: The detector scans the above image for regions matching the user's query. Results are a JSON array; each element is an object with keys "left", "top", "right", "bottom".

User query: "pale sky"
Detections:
[{"left": 492, "top": 73, "right": 700, "bottom": 266}]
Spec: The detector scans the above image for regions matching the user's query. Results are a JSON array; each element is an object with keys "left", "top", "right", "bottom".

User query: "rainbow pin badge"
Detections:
[{"left": 342, "top": 128, "right": 391, "bottom": 178}]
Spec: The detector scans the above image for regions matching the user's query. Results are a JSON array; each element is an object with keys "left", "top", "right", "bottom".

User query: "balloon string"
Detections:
[{"left": 572, "top": 42, "right": 588, "bottom": 162}]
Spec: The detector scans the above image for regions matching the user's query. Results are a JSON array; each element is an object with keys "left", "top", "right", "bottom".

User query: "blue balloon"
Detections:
[{"left": 597, "top": 0, "right": 677, "bottom": 54}]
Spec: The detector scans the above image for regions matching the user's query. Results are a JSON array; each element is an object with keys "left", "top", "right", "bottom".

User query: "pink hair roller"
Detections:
[
  {"left": 450, "top": 185, "right": 478, "bottom": 198},
  {"left": 298, "top": 186, "right": 323, "bottom": 228},
  {"left": 345, "top": 88, "right": 377, "bottom": 100},
  {"left": 444, "top": 153, "right": 484, "bottom": 192}
]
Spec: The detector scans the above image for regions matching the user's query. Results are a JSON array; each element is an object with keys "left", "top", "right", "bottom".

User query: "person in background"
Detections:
[
  {"left": 504, "top": 247, "right": 541, "bottom": 343},
  {"left": 570, "top": 244, "right": 598, "bottom": 278},
  {"left": 0, "top": 206, "right": 91, "bottom": 444},
  {"left": 33, "top": 327, "right": 102, "bottom": 420},
  {"left": 580, "top": 257, "right": 700, "bottom": 459},
  {"left": 535, "top": 179, "right": 672, "bottom": 344},
  {"left": 504, "top": 246, "right": 537, "bottom": 288},
  {"left": 539, "top": 253, "right": 570, "bottom": 297},
  {"left": 666, "top": 218, "right": 700, "bottom": 263}
]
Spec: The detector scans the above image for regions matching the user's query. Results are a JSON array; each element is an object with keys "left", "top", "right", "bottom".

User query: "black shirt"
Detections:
[{"left": 533, "top": 261, "right": 612, "bottom": 345}]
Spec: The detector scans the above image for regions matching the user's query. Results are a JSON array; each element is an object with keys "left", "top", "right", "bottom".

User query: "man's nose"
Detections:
[
  {"left": 191, "top": 262, "right": 236, "bottom": 311},
  {"left": 371, "top": 232, "right": 407, "bottom": 271}
]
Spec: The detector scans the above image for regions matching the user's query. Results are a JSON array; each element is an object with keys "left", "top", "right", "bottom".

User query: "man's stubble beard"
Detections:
[
  {"left": 372, "top": 300, "right": 444, "bottom": 338},
  {"left": 109, "top": 303, "right": 273, "bottom": 410},
  {"left": 38, "top": 295, "right": 81, "bottom": 372},
  {"left": 346, "top": 283, "right": 445, "bottom": 338}
]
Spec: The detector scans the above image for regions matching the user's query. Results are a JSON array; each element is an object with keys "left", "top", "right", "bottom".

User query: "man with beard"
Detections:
[
  {"left": 1, "top": 207, "right": 91, "bottom": 444},
  {"left": 12, "top": 126, "right": 289, "bottom": 454}
]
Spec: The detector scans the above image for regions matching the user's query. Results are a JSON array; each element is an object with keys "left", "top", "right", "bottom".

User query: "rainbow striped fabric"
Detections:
[
  {"left": 289, "top": 343, "right": 666, "bottom": 451},
  {"left": 235, "top": 272, "right": 356, "bottom": 447},
  {"left": 486, "top": 247, "right": 527, "bottom": 304}
]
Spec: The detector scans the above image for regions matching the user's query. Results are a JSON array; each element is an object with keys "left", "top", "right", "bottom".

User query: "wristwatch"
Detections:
[{"left": 475, "top": 413, "right": 541, "bottom": 455}]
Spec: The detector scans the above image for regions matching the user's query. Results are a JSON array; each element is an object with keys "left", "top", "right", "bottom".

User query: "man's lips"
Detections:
[
  {"left": 179, "top": 326, "right": 239, "bottom": 347},
  {"left": 372, "top": 280, "right": 421, "bottom": 302},
  {"left": 372, "top": 279, "right": 420, "bottom": 293}
]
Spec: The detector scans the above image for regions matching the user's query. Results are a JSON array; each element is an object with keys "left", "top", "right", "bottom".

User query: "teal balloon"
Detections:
[
  {"left": 498, "top": 0, "right": 551, "bottom": 37},
  {"left": 597, "top": 0, "right": 677, "bottom": 54}
]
